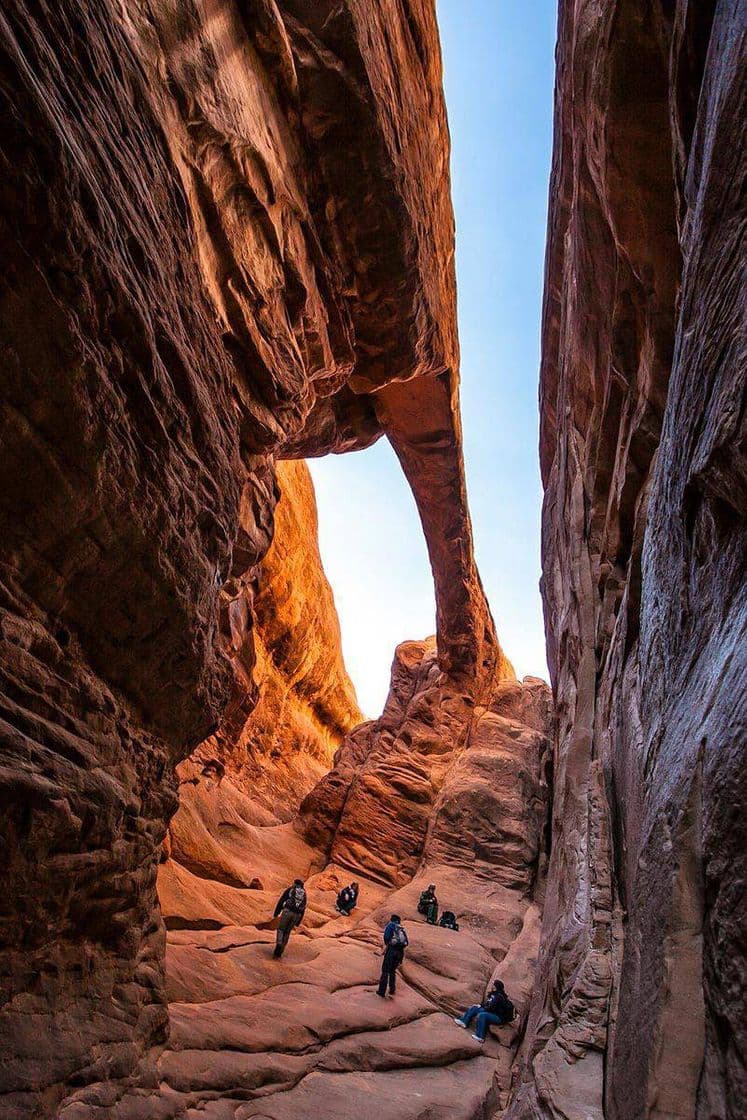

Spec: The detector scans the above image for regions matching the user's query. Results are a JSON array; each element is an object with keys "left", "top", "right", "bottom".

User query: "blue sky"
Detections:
[{"left": 309, "top": 0, "right": 557, "bottom": 716}]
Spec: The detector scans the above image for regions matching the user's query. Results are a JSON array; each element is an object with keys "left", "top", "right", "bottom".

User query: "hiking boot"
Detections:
[
  {"left": 471, "top": 1034, "right": 485, "bottom": 1044},
  {"left": 453, "top": 1018, "right": 467, "bottom": 1028}
]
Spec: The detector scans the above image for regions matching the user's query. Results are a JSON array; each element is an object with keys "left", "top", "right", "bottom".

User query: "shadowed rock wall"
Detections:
[
  {"left": 0, "top": 1, "right": 510, "bottom": 1114},
  {"left": 510, "top": 3, "right": 746, "bottom": 1118}
]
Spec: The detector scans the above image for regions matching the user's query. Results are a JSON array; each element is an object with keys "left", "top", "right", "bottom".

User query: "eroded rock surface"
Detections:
[
  {"left": 110, "top": 641, "right": 553, "bottom": 1120},
  {"left": 3, "top": 0, "right": 744, "bottom": 1115},
  {"left": 510, "top": 4, "right": 746, "bottom": 1119},
  {"left": 179, "top": 459, "right": 362, "bottom": 833},
  {"left": 0, "top": 1, "right": 508, "bottom": 1114}
]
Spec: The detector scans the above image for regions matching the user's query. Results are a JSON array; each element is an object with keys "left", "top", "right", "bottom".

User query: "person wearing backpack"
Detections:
[
  {"left": 453, "top": 979, "right": 515, "bottom": 1042},
  {"left": 376, "top": 914, "right": 409, "bottom": 997},
  {"left": 438, "top": 910, "right": 459, "bottom": 931},
  {"left": 273, "top": 878, "right": 307, "bottom": 958},
  {"left": 417, "top": 884, "right": 439, "bottom": 924},
  {"left": 336, "top": 881, "right": 359, "bottom": 916}
]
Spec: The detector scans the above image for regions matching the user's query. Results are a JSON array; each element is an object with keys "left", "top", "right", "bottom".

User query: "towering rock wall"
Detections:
[
  {"left": 179, "top": 459, "right": 362, "bottom": 829},
  {"left": 512, "top": 3, "right": 746, "bottom": 1118},
  {"left": 0, "top": 1, "right": 510, "bottom": 1115},
  {"left": 163, "top": 457, "right": 362, "bottom": 899}
]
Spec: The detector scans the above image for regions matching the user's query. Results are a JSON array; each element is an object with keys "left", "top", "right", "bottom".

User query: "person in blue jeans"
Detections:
[{"left": 453, "top": 979, "right": 514, "bottom": 1042}]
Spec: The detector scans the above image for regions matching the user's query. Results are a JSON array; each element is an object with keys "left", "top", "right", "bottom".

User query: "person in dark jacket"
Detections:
[
  {"left": 273, "top": 878, "right": 307, "bottom": 958},
  {"left": 335, "top": 881, "right": 359, "bottom": 916},
  {"left": 453, "top": 979, "right": 515, "bottom": 1042},
  {"left": 417, "top": 884, "right": 439, "bottom": 924},
  {"left": 376, "top": 914, "right": 409, "bottom": 997}
]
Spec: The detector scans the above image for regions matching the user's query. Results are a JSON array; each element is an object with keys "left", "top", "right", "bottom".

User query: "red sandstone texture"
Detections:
[
  {"left": 178, "top": 459, "right": 362, "bottom": 834},
  {"left": 509, "top": 4, "right": 746, "bottom": 1120},
  {"left": 1, "top": 0, "right": 744, "bottom": 1117},
  {"left": 132, "top": 640, "right": 553, "bottom": 1118},
  {"left": 0, "top": 1, "right": 508, "bottom": 1115}
]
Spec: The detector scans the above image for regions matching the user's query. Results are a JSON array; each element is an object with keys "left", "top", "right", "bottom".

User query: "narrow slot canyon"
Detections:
[
  {"left": 151, "top": 451, "right": 553, "bottom": 1118},
  {"left": 0, "top": 3, "right": 744, "bottom": 1120}
]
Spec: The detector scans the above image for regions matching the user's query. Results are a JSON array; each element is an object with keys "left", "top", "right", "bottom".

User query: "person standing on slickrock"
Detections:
[
  {"left": 273, "top": 878, "right": 307, "bottom": 958},
  {"left": 376, "top": 913, "right": 409, "bottom": 997}
]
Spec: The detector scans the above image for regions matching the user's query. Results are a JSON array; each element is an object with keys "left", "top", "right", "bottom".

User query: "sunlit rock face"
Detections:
[
  {"left": 299, "top": 639, "right": 552, "bottom": 894},
  {"left": 0, "top": 1, "right": 508, "bottom": 1114},
  {"left": 161, "top": 458, "right": 361, "bottom": 916},
  {"left": 511, "top": 3, "right": 747, "bottom": 1118},
  {"left": 179, "top": 459, "right": 362, "bottom": 826}
]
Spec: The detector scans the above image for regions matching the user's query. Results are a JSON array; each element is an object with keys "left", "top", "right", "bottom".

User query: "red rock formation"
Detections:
[
  {"left": 298, "top": 639, "right": 548, "bottom": 894},
  {"left": 178, "top": 459, "right": 362, "bottom": 831},
  {"left": 162, "top": 458, "right": 361, "bottom": 900},
  {"left": 118, "top": 639, "right": 553, "bottom": 1118},
  {"left": 510, "top": 4, "right": 746, "bottom": 1119},
  {"left": 3, "top": 0, "right": 741, "bottom": 1115},
  {"left": 0, "top": 1, "right": 510, "bottom": 1114}
]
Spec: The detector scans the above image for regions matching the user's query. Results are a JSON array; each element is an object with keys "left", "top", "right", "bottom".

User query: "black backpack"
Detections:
[
  {"left": 439, "top": 910, "right": 458, "bottom": 929},
  {"left": 486, "top": 989, "right": 515, "bottom": 1021},
  {"left": 286, "top": 885, "right": 306, "bottom": 913}
]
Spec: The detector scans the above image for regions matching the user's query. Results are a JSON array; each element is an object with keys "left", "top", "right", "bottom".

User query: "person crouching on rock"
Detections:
[
  {"left": 376, "top": 913, "right": 409, "bottom": 997},
  {"left": 273, "top": 878, "right": 307, "bottom": 958},
  {"left": 453, "top": 979, "right": 515, "bottom": 1043},
  {"left": 417, "top": 884, "right": 439, "bottom": 924},
  {"left": 336, "top": 881, "right": 359, "bottom": 916}
]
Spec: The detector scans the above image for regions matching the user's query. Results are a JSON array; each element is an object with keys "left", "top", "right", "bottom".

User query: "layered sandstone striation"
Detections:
[
  {"left": 163, "top": 458, "right": 361, "bottom": 900},
  {"left": 0, "top": 1, "right": 510, "bottom": 1115},
  {"left": 3, "top": 0, "right": 743, "bottom": 1116},
  {"left": 298, "top": 639, "right": 549, "bottom": 896},
  {"left": 177, "top": 459, "right": 362, "bottom": 833},
  {"left": 511, "top": 4, "right": 746, "bottom": 1119}
]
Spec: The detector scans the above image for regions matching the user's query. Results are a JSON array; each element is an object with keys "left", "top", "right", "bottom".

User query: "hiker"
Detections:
[
  {"left": 417, "top": 884, "right": 439, "bottom": 924},
  {"left": 335, "top": 881, "right": 359, "bottom": 916},
  {"left": 453, "top": 979, "right": 515, "bottom": 1043},
  {"left": 438, "top": 910, "right": 459, "bottom": 931},
  {"left": 376, "top": 913, "right": 409, "bottom": 997},
  {"left": 272, "top": 878, "right": 307, "bottom": 958}
]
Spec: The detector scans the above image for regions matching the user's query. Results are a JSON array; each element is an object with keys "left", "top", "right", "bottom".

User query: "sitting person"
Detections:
[
  {"left": 335, "top": 881, "right": 359, "bottom": 916},
  {"left": 438, "top": 910, "right": 459, "bottom": 931},
  {"left": 417, "top": 884, "right": 439, "bottom": 924},
  {"left": 453, "top": 979, "right": 515, "bottom": 1043}
]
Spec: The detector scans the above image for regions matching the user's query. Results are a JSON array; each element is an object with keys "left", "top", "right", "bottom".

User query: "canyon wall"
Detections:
[
  {"left": 176, "top": 459, "right": 362, "bottom": 832},
  {"left": 163, "top": 457, "right": 362, "bottom": 901},
  {"left": 0, "top": 1, "right": 510, "bottom": 1115},
  {"left": 3, "top": 0, "right": 743, "bottom": 1116},
  {"left": 511, "top": 3, "right": 746, "bottom": 1119}
]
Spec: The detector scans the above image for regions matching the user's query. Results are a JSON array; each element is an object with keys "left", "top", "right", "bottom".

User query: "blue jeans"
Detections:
[{"left": 459, "top": 1005, "right": 504, "bottom": 1040}]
